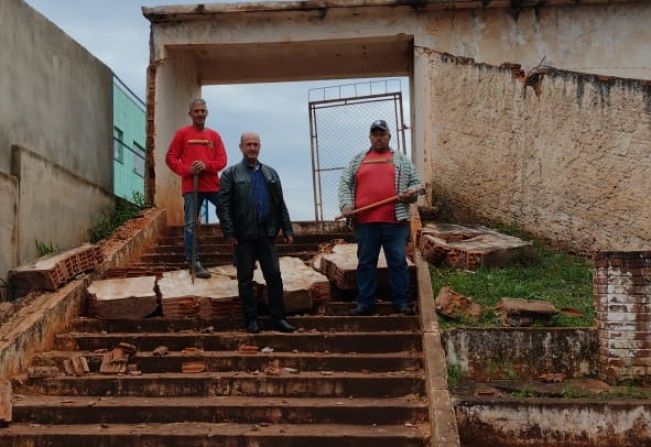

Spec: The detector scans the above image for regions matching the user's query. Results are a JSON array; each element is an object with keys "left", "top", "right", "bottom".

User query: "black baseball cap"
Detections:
[{"left": 370, "top": 120, "right": 390, "bottom": 132}]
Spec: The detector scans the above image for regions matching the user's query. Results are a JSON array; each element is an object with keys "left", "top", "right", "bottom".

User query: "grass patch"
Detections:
[
  {"left": 447, "top": 364, "right": 463, "bottom": 390},
  {"left": 88, "top": 192, "right": 147, "bottom": 243},
  {"left": 34, "top": 239, "right": 58, "bottom": 256},
  {"left": 431, "top": 224, "right": 593, "bottom": 328}
]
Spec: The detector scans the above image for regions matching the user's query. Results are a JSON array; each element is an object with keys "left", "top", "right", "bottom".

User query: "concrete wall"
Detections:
[
  {"left": 443, "top": 328, "right": 597, "bottom": 381},
  {"left": 427, "top": 55, "right": 651, "bottom": 252},
  {"left": 0, "top": 0, "right": 115, "bottom": 283}
]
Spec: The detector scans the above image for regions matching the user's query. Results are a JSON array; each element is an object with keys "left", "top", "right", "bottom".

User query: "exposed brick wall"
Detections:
[
  {"left": 427, "top": 52, "right": 651, "bottom": 252},
  {"left": 594, "top": 251, "right": 651, "bottom": 383}
]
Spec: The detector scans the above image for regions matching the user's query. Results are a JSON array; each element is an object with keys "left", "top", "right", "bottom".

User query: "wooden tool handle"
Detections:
[{"left": 334, "top": 185, "right": 425, "bottom": 221}]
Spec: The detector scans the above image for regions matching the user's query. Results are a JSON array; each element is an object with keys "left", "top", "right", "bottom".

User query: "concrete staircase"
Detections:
[{"left": 0, "top": 224, "right": 431, "bottom": 446}]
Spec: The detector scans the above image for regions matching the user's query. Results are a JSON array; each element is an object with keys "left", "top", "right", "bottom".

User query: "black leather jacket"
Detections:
[{"left": 217, "top": 160, "right": 293, "bottom": 241}]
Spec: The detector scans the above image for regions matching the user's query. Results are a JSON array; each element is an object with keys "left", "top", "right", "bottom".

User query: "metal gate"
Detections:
[{"left": 309, "top": 80, "right": 407, "bottom": 221}]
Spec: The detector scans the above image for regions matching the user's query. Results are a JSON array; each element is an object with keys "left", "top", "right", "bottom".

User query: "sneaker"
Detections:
[
  {"left": 189, "top": 261, "right": 211, "bottom": 279},
  {"left": 347, "top": 306, "right": 375, "bottom": 316}
]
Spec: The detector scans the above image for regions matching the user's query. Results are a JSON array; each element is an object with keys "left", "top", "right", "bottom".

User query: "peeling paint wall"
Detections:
[
  {"left": 0, "top": 0, "right": 115, "bottom": 281},
  {"left": 456, "top": 400, "right": 651, "bottom": 447},
  {"left": 427, "top": 55, "right": 651, "bottom": 251}
]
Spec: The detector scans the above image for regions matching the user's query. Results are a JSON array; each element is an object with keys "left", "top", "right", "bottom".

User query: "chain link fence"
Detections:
[{"left": 309, "top": 80, "right": 407, "bottom": 220}]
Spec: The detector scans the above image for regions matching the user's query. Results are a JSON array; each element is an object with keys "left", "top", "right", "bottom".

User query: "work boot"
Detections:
[
  {"left": 347, "top": 305, "right": 375, "bottom": 317},
  {"left": 397, "top": 304, "right": 416, "bottom": 316},
  {"left": 246, "top": 319, "right": 261, "bottom": 334},
  {"left": 271, "top": 319, "right": 296, "bottom": 333},
  {"left": 189, "top": 261, "right": 211, "bottom": 279}
]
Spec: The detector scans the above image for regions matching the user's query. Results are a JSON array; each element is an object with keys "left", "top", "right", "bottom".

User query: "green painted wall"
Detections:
[{"left": 112, "top": 78, "right": 145, "bottom": 202}]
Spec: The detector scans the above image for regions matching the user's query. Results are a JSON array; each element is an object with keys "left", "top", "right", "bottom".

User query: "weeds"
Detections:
[
  {"left": 88, "top": 191, "right": 147, "bottom": 243},
  {"left": 447, "top": 364, "right": 463, "bottom": 390},
  {"left": 34, "top": 239, "right": 58, "bottom": 256},
  {"left": 431, "top": 223, "right": 593, "bottom": 328}
]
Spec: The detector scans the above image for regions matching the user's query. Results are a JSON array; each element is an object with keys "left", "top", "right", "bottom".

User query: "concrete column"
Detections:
[
  {"left": 151, "top": 50, "right": 200, "bottom": 225},
  {"left": 411, "top": 39, "right": 433, "bottom": 205},
  {"left": 594, "top": 251, "right": 651, "bottom": 383}
]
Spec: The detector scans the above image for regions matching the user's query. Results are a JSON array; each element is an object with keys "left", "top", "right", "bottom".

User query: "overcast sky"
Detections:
[{"left": 25, "top": 0, "right": 410, "bottom": 220}]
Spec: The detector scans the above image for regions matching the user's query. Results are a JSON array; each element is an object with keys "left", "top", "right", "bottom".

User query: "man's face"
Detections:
[
  {"left": 189, "top": 103, "right": 208, "bottom": 128},
  {"left": 240, "top": 134, "right": 261, "bottom": 163},
  {"left": 369, "top": 129, "right": 391, "bottom": 152}
]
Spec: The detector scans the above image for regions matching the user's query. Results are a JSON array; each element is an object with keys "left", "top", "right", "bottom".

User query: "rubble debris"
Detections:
[
  {"left": 99, "top": 344, "right": 138, "bottom": 375},
  {"left": 63, "top": 356, "right": 90, "bottom": 376},
  {"left": 435, "top": 287, "right": 481, "bottom": 321},
  {"left": 495, "top": 298, "right": 558, "bottom": 327},
  {"left": 9, "top": 244, "right": 103, "bottom": 293},
  {"left": 157, "top": 269, "right": 241, "bottom": 318},
  {"left": 561, "top": 307, "right": 585, "bottom": 317},
  {"left": 418, "top": 223, "right": 533, "bottom": 270},
  {"left": 261, "top": 347, "right": 274, "bottom": 353},
  {"left": 539, "top": 373, "right": 566, "bottom": 383},
  {"left": 238, "top": 344, "right": 260, "bottom": 353},
  {"left": 315, "top": 243, "right": 414, "bottom": 290},
  {"left": 0, "top": 380, "right": 11, "bottom": 427},
  {"left": 182, "top": 360, "right": 207, "bottom": 373},
  {"left": 87, "top": 276, "right": 158, "bottom": 319},
  {"left": 27, "top": 366, "right": 60, "bottom": 380},
  {"left": 254, "top": 256, "right": 330, "bottom": 312},
  {"left": 152, "top": 346, "right": 169, "bottom": 357},
  {"left": 181, "top": 347, "right": 203, "bottom": 356}
]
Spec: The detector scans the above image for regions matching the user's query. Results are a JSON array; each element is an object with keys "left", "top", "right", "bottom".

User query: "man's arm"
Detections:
[
  {"left": 337, "top": 157, "right": 356, "bottom": 212},
  {"left": 165, "top": 130, "right": 191, "bottom": 176},
  {"left": 204, "top": 133, "right": 228, "bottom": 174},
  {"left": 216, "top": 167, "right": 235, "bottom": 240},
  {"left": 398, "top": 155, "right": 423, "bottom": 203}
]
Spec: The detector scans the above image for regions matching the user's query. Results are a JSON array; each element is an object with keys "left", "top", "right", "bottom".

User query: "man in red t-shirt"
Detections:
[
  {"left": 165, "top": 99, "right": 227, "bottom": 278},
  {"left": 338, "top": 120, "right": 422, "bottom": 315}
]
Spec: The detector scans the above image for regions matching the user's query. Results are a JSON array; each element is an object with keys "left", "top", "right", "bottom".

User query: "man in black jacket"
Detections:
[{"left": 217, "top": 132, "right": 296, "bottom": 334}]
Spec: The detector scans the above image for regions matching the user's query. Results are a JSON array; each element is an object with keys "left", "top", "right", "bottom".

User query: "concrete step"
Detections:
[
  {"left": 35, "top": 350, "right": 423, "bottom": 373},
  {"left": 0, "top": 422, "right": 430, "bottom": 447},
  {"left": 155, "top": 233, "right": 355, "bottom": 246},
  {"left": 55, "top": 331, "right": 422, "bottom": 353},
  {"left": 13, "top": 371, "right": 425, "bottom": 398},
  {"left": 13, "top": 395, "right": 428, "bottom": 425},
  {"left": 70, "top": 315, "right": 420, "bottom": 333},
  {"left": 140, "top": 250, "right": 319, "bottom": 264},
  {"left": 151, "top": 242, "right": 324, "bottom": 254}
]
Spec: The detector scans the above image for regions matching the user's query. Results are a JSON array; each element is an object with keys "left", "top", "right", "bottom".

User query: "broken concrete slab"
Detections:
[
  {"left": 87, "top": 276, "right": 158, "bottom": 319},
  {"left": 495, "top": 298, "right": 558, "bottom": 327},
  {"left": 0, "top": 380, "right": 10, "bottom": 426},
  {"left": 419, "top": 223, "right": 533, "bottom": 270},
  {"left": 315, "top": 243, "right": 414, "bottom": 290},
  {"left": 254, "top": 257, "right": 330, "bottom": 313},
  {"left": 9, "top": 244, "right": 103, "bottom": 293},
  {"left": 99, "top": 345, "right": 135, "bottom": 375},
  {"left": 158, "top": 269, "right": 241, "bottom": 319},
  {"left": 435, "top": 287, "right": 481, "bottom": 322}
]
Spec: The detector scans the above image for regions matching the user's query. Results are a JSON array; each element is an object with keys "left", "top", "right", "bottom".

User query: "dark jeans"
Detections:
[
  {"left": 235, "top": 235, "right": 285, "bottom": 321},
  {"left": 183, "top": 192, "right": 219, "bottom": 262},
  {"left": 355, "top": 222, "right": 410, "bottom": 311}
]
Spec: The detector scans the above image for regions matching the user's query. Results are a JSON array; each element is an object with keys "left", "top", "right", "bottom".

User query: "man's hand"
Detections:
[
  {"left": 227, "top": 237, "right": 238, "bottom": 247},
  {"left": 398, "top": 189, "right": 418, "bottom": 203},
  {"left": 285, "top": 235, "right": 294, "bottom": 245},
  {"left": 341, "top": 206, "right": 355, "bottom": 218},
  {"left": 190, "top": 160, "right": 206, "bottom": 174}
]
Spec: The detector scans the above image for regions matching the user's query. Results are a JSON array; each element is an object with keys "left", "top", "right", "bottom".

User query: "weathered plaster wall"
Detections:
[
  {"left": 456, "top": 399, "right": 651, "bottom": 447},
  {"left": 11, "top": 146, "right": 115, "bottom": 265},
  {"left": 428, "top": 55, "right": 651, "bottom": 251},
  {"left": 0, "top": 0, "right": 115, "bottom": 281},
  {"left": 443, "top": 328, "right": 597, "bottom": 380},
  {"left": 0, "top": 0, "right": 113, "bottom": 184}
]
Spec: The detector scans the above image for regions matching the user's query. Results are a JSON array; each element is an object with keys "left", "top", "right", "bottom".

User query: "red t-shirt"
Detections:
[
  {"left": 354, "top": 151, "right": 397, "bottom": 224},
  {"left": 165, "top": 125, "right": 227, "bottom": 194}
]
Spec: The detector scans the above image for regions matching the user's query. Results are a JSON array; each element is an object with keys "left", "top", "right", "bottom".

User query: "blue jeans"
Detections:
[
  {"left": 183, "top": 192, "right": 220, "bottom": 262},
  {"left": 355, "top": 223, "right": 410, "bottom": 311}
]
